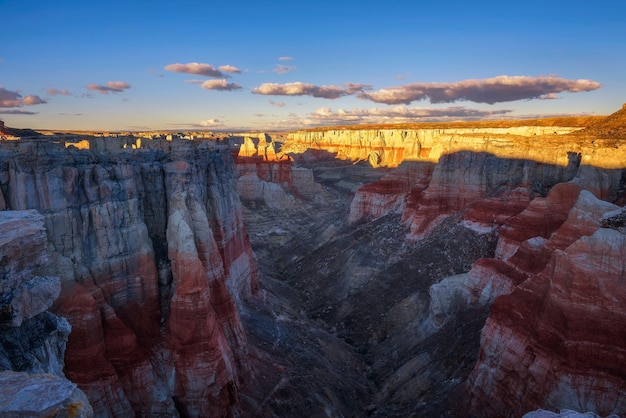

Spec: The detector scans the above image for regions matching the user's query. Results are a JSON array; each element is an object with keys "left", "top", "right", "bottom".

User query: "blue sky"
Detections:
[{"left": 1, "top": 0, "right": 624, "bottom": 131}]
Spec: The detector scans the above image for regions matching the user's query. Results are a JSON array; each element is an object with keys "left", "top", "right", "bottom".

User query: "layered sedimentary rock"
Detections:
[
  {"left": 344, "top": 134, "right": 623, "bottom": 238},
  {"left": 287, "top": 120, "right": 625, "bottom": 237},
  {"left": 277, "top": 109, "right": 626, "bottom": 416},
  {"left": 284, "top": 125, "right": 584, "bottom": 168},
  {"left": 347, "top": 161, "right": 434, "bottom": 223},
  {"left": 0, "top": 211, "right": 93, "bottom": 417},
  {"left": 234, "top": 134, "right": 325, "bottom": 208},
  {"left": 0, "top": 138, "right": 258, "bottom": 417},
  {"left": 466, "top": 193, "right": 626, "bottom": 417},
  {"left": 0, "top": 211, "right": 68, "bottom": 376},
  {"left": 0, "top": 371, "right": 93, "bottom": 417}
]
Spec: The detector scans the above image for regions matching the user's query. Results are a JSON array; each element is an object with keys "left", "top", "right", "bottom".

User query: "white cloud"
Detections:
[
  {"left": 195, "top": 118, "right": 223, "bottom": 127},
  {"left": 299, "top": 105, "right": 514, "bottom": 126}
]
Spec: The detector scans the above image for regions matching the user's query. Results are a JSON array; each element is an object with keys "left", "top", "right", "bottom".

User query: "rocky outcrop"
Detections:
[
  {"left": 0, "top": 211, "right": 69, "bottom": 376},
  {"left": 287, "top": 122, "right": 625, "bottom": 238},
  {"left": 0, "top": 211, "right": 59, "bottom": 327},
  {"left": 0, "top": 138, "right": 258, "bottom": 417},
  {"left": 347, "top": 161, "right": 434, "bottom": 223},
  {"left": 577, "top": 103, "right": 626, "bottom": 139},
  {"left": 234, "top": 134, "right": 325, "bottom": 209},
  {"left": 0, "top": 371, "right": 93, "bottom": 417},
  {"left": 466, "top": 191, "right": 626, "bottom": 417},
  {"left": 0, "top": 211, "right": 93, "bottom": 417}
]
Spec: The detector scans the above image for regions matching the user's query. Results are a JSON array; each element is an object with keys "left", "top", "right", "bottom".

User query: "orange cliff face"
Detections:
[{"left": 0, "top": 139, "right": 258, "bottom": 417}]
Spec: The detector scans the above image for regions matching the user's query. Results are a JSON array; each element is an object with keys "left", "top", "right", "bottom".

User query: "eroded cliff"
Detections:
[
  {"left": 0, "top": 210, "right": 93, "bottom": 417},
  {"left": 0, "top": 138, "right": 258, "bottom": 417}
]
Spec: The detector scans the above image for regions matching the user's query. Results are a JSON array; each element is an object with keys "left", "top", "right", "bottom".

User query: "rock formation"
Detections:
[
  {"left": 0, "top": 211, "right": 93, "bottom": 417},
  {"left": 0, "top": 211, "right": 67, "bottom": 375},
  {"left": 466, "top": 192, "right": 626, "bottom": 417},
  {"left": 0, "top": 371, "right": 93, "bottom": 417},
  {"left": 284, "top": 124, "right": 585, "bottom": 168},
  {"left": 0, "top": 138, "right": 258, "bottom": 417},
  {"left": 233, "top": 134, "right": 325, "bottom": 209}
]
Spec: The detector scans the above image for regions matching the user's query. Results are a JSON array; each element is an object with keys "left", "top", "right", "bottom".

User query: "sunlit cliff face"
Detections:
[{"left": 282, "top": 126, "right": 626, "bottom": 169}]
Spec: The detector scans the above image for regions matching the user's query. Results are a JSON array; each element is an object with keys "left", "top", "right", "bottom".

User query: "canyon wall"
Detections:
[
  {"left": 287, "top": 123, "right": 625, "bottom": 238},
  {"left": 279, "top": 110, "right": 626, "bottom": 416},
  {"left": 234, "top": 135, "right": 325, "bottom": 209},
  {"left": 0, "top": 138, "right": 258, "bottom": 417},
  {"left": 284, "top": 125, "right": 583, "bottom": 168}
]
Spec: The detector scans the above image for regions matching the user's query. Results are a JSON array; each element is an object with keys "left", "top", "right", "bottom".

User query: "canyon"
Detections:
[{"left": 0, "top": 106, "right": 625, "bottom": 417}]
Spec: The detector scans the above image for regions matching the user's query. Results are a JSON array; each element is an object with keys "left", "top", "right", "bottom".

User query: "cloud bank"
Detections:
[
  {"left": 251, "top": 76, "right": 601, "bottom": 106},
  {"left": 278, "top": 56, "right": 293, "bottom": 61},
  {"left": 301, "top": 106, "right": 514, "bottom": 126},
  {"left": 167, "top": 118, "right": 225, "bottom": 128},
  {"left": 253, "top": 82, "right": 370, "bottom": 99},
  {"left": 86, "top": 81, "right": 131, "bottom": 94},
  {"left": 0, "top": 87, "right": 47, "bottom": 108},
  {"left": 357, "top": 75, "right": 602, "bottom": 105}
]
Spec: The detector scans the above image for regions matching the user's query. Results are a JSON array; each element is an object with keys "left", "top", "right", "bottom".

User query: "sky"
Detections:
[{"left": 1, "top": 0, "right": 625, "bottom": 131}]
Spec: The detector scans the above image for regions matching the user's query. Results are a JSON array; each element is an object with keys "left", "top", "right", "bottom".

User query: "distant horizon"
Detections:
[
  {"left": 1, "top": 0, "right": 624, "bottom": 131},
  {"left": 3, "top": 112, "right": 608, "bottom": 136}
]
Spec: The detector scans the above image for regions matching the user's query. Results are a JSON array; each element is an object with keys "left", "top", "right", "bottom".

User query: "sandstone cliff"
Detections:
[
  {"left": 285, "top": 120, "right": 625, "bottom": 239},
  {"left": 233, "top": 134, "right": 325, "bottom": 209},
  {"left": 0, "top": 138, "right": 258, "bottom": 417},
  {"left": 284, "top": 125, "right": 584, "bottom": 168}
]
